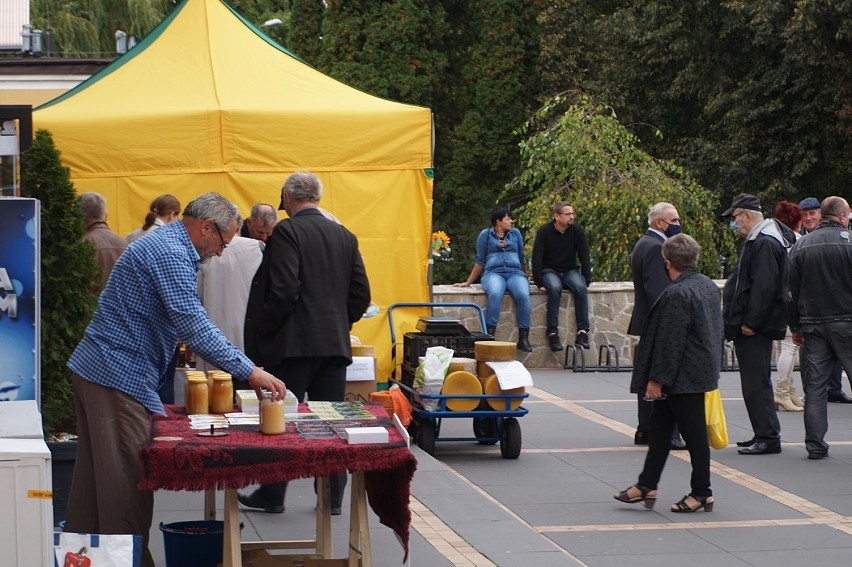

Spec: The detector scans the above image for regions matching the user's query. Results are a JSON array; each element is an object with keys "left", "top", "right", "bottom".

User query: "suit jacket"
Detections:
[
  {"left": 627, "top": 230, "right": 669, "bottom": 336},
  {"left": 244, "top": 208, "right": 371, "bottom": 368}
]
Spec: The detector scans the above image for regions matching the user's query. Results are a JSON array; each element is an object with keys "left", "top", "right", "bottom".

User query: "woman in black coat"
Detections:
[{"left": 614, "top": 234, "right": 723, "bottom": 513}]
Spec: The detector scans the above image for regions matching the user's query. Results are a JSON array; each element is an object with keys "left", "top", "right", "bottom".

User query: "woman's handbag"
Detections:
[{"left": 705, "top": 388, "right": 729, "bottom": 450}]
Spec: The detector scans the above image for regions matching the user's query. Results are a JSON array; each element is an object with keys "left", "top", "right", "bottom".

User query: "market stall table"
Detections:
[{"left": 139, "top": 403, "right": 416, "bottom": 566}]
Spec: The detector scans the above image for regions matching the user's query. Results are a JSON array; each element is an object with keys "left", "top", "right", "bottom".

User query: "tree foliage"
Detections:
[
  {"left": 22, "top": 130, "right": 100, "bottom": 437},
  {"left": 503, "top": 93, "right": 737, "bottom": 282}
]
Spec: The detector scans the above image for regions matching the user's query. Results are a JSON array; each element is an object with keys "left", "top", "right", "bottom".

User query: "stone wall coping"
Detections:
[{"left": 433, "top": 280, "right": 725, "bottom": 295}]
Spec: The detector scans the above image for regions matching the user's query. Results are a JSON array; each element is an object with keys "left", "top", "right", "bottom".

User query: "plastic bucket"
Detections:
[{"left": 160, "top": 520, "right": 225, "bottom": 567}]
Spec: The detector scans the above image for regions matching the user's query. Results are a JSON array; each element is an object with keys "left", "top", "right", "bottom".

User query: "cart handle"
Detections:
[{"left": 387, "top": 302, "right": 487, "bottom": 344}]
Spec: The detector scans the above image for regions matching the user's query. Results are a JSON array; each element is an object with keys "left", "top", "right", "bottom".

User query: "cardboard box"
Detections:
[
  {"left": 344, "top": 379, "right": 377, "bottom": 403},
  {"left": 344, "top": 426, "right": 389, "bottom": 444}
]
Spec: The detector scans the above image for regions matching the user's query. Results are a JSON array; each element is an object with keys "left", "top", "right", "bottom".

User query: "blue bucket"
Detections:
[{"left": 160, "top": 520, "right": 225, "bottom": 567}]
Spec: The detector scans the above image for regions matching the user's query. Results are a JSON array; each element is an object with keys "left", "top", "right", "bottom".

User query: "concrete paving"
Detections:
[{"left": 151, "top": 369, "right": 852, "bottom": 566}]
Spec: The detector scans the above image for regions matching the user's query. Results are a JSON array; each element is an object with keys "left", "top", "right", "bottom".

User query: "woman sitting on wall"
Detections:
[{"left": 454, "top": 206, "right": 532, "bottom": 352}]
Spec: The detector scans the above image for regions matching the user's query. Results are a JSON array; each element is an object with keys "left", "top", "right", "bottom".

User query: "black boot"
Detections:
[
  {"left": 517, "top": 328, "right": 532, "bottom": 352},
  {"left": 238, "top": 482, "right": 286, "bottom": 513},
  {"left": 486, "top": 325, "right": 497, "bottom": 337}
]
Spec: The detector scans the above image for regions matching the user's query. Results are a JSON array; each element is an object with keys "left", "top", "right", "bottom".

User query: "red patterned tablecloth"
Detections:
[{"left": 138, "top": 402, "right": 417, "bottom": 557}]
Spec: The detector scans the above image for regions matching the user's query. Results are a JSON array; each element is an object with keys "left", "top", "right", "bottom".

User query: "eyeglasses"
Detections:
[
  {"left": 213, "top": 223, "right": 228, "bottom": 251},
  {"left": 732, "top": 210, "right": 748, "bottom": 220}
]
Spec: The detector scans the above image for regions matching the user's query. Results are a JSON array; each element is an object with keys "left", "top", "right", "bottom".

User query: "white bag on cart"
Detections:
[
  {"left": 54, "top": 532, "right": 142, "bottom": 567},
  {"left": 414, "top": 346, "right": 454, "bottom": 411}
]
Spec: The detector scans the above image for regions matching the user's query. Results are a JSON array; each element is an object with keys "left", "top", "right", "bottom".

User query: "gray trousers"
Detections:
[
  {"left": 802, "top": 322, "right": 852, "bottom": 455},
  {"left": 65, "top": 374, "right": 155, "bottom": 567}
]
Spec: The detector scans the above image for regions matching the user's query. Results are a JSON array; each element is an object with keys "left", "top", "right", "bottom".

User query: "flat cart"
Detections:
[{"left": 388, "top": 302, "right": 529, "bottom": 459}]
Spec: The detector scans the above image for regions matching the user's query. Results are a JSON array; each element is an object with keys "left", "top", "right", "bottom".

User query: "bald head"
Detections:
[
  {"left": 821, "top": 196, "right": 850, "bottom": 228},
  {"left": 244, "top": 203, "right": 278, "bottom": 241}
]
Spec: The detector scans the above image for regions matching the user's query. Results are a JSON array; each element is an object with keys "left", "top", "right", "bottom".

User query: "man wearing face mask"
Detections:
[
  {"left": 628, "top": 202, "right": 687, "bottom": 450},
  {"left": 722, "top": 193, "right": 795, "bottom": 455}
]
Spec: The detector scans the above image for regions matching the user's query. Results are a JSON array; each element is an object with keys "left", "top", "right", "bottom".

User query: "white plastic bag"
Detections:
[
  {"left": 54, "top": 532, "right": 142, "bottom": 567},
  {"left": 414, "top": 346, "right": 454, "bottom": 410}
]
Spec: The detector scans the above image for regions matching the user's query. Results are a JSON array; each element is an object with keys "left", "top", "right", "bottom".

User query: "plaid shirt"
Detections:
[{"left": 68, "top": 221, "right": 254, "bottom": 415}]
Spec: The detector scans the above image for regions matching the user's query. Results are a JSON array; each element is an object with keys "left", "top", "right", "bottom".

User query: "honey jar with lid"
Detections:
[
  {"left": 259, "top": 391, "right": 285, "bottom": 435},
  {"left": 210, "top": 373, "right": 234, "bottom": 414},
  {"left": 186, "top": 376, "right": 209, "bottom": 415}
]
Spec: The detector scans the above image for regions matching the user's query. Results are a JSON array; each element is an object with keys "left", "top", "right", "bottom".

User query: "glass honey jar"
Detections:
[
  {"left": 184, "top": 370, "right": 206, "bottom": 407},
  {"left": 186, "top": 376, "right": 209, "bottom": 415},
  {"left": 210, "top": 373, "right": 234, "bottom": 414},
  {"left": 259, "top": 391, "right": 285, "bottom": 435}
]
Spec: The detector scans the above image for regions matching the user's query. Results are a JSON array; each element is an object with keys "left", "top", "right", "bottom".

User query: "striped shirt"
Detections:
[{"left": 68, "top": 220, "right": 254, "bottom": 415}]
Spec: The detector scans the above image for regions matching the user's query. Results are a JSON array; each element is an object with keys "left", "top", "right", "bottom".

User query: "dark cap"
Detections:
[
  {"left": 278, "top": 195, "right": 285, "bottom": 210},
  {"left": 798, "top": 197, "right": 820, "bottom": 211},
  {"left": 722, "top": 193, "right": 762, "bottom": 217}
]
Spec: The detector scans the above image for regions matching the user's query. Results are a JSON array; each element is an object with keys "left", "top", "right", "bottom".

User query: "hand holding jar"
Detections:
[{"left": 246, "top": 366, "right": 286, "bottom": 401}]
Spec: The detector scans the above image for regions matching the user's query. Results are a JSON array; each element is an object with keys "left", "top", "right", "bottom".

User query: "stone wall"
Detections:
[{"left": 431, "top": 281, "right": 725, "bottom": 369}]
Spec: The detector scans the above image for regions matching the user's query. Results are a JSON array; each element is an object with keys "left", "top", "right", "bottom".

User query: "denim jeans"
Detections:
[
  {"left": 542, "top": 269, "right": 589, "bottom": 334},
  {"left": 802, "top": 322, "right": 852, "bottom": 455},
  {"left": 480, "top": 271, "right": 531, "bottom": 329}
]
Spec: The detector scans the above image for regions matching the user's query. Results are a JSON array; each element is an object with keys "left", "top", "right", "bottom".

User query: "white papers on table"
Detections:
[
  {"left": 484, "top": 360, "right": 534, "bottom": 389},
  {"left": 188, "top": 415, "right": 229, "bottom": 430}
]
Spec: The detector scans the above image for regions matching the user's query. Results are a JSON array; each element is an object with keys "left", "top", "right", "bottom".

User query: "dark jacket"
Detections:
[
  {"left": 531, "top": 221, "right": 592, "bottom": 287},
  {"left": 627, "top": 230, "right": 669, "bottom": 336},
  {"left": 722, "top": 218, "right": 792, "bottom": 341},
  {"left": 631, "top": 269, "right": 723, "bottom": 395},
  {"left": 787, "top": 220, "right": 852, "bottom": 330},
  {"left": 244, "top": 207, "right": 371, "bottom": 368}
]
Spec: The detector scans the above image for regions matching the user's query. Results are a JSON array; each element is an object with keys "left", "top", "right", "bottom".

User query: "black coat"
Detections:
[
  {"left": 627, "top": 230, "right": 669, "bottom": 336},
  {"left": 244, "top": 208, "right": 371, "bottom": 368},
  {"left": 631, "top": 270, "right": 723, "bottom": 395}
]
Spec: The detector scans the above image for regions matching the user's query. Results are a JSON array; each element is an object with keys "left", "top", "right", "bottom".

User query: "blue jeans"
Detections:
[
  {"left": 480, "top": 271, "right": 531, "bottom": 329},
  {"left": 542, "top": 269, "right": 589, "bottom": 334},
  {"left": 802, "top": 322, "right": 852, "bottom": 455}
]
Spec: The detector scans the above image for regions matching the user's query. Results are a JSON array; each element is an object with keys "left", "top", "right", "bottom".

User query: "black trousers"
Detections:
[
  {"left": 735, "top": 333, "right": 781, "bottom": 441},
  {"left": 637, "top": 393, "right": 711, "bottom": 498},
  {"left": 257, "top": 356, "right": 349, "bottom": 506}
]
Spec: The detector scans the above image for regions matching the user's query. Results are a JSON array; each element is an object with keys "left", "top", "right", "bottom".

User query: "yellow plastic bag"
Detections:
[{"left": 705, "top": 388, "right": 728, "bottom": 449}]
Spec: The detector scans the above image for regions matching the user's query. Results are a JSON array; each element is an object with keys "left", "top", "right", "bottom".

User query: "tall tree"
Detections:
[{"left": 287, "top": 0, "right": 324, "bottom": 65}]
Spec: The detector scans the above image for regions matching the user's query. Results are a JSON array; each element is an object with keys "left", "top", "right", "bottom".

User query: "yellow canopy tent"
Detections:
[{"left": 33, "top": 0, "right": 434, "bottom": 383}]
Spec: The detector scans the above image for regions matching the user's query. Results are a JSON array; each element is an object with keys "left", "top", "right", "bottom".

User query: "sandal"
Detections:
[
  {"left": 614, "top": 485, "right": 657, "bottom": 510},
  {"left": 671, "top": 494, "right": 714, "bottom": 513}
]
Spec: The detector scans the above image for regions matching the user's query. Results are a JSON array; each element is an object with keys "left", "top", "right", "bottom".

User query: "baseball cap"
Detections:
[
  {"left": 798, "top": 197, "right": 820, "bottom": 211},
  {"left": 722, "top": 193, "right": 762, "bottom": 217}
]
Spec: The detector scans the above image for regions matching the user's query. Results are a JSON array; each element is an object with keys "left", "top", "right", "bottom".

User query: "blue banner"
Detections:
[{"left": 0, "top": 198, "right": 39, "bottom": 402}]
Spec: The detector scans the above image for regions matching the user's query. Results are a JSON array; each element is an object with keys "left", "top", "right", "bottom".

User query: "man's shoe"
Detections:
[
  {"left": 737, "top": 441, "right": 781, "bottom": 455},
  {"left": 736, "top": 438, "right": 757, "bottom": 447},
  {"left": 548, "top": 332, "right": 563, "bottom": 352},
  {"left": 331, "top": 506, "right": 342, "bottom": 516},
  {"left": 634, "top": 431, "right": 649, "bottom": 445},
  {"left": 828, "top": 392, "right": 852, "bottom": 404},
  {"left": 575, "top": 330, "right": 590, "bottom": 349},
  {"left": 808, "top": 451, "right": 827, "bottom": 460},
  {"left": 670, "top": 436, "right": 687, "bottom": 450},
  {"left": 238, "top": 490, "right": 284, "bottom": 513}
]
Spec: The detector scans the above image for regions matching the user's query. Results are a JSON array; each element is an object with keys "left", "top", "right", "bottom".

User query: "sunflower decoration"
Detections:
[{"left": 430, "top": 230, "right": 452, "bottom": 260}]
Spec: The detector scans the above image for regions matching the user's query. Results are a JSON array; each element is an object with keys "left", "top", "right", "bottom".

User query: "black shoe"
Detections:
[
  {"left": 238, "top": 490, "right": 284, "bottom": 513},
  {"left": 808, "top": 451, "right": 827, "bottom": 460},
  {"left": 670, "top": 436, "right": 687, "bottom": 450},
  {"left": 517, "top": 328, "right": 532, "bottom": 352},
  {"left": 828, "top": 392, "right": 852, "bottom": 403},
  {"left": 575, "top": 330, "right": 590, "bottom": 349},
  {"left": 737, "top": 441, "right": 781, "bottom": 455},
  {"left": 331, "top": 506, "right": 342, "bottom": 516},
  {"left": 736, "top": 438, "right": 757, "bottom": 447},
  {"left": 634, "top": 431, "right": 649, "bottom": 445},
  {"left": 547, "top": 332, "right": 563, "bottom": 352}
]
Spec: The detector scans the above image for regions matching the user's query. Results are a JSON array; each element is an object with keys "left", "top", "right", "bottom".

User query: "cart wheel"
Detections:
[
  {"left": 500, "top": 417, "right": 522, "bottom": 459},
  {"left": 418, "top": 419, "right": 436, "bottom": 456},
  {"left": 473, "top": 417, "right": 499, "bottom": 445}
]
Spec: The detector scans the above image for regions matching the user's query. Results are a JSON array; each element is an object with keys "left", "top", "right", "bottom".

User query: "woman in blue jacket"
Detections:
[{"left": 454, "top": 206, "right": 532, "bottom": 352}]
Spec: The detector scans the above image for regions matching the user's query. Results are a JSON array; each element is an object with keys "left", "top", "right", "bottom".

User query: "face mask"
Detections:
[
  {"left": 729, "top": 219, "right": 741, "bottom": 232},
  {"left": 663, "top": 223, "right": 682, "bottom": 238}
]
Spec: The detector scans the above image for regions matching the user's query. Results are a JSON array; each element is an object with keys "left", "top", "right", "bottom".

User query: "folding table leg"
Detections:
[
  {"left": 204, "top": 489, "right": 216, "bottom": 520},
  {"left": 222, "top": 489, "right": 242, "bottom": 567},
  {"left": 316, "top": 476, "right": 332, "bottom": 557},
  {"left": 348, "top": 471, "right": 372, "bottom": 567}
]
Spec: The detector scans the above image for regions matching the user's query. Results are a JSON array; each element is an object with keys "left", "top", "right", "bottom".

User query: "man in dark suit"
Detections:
[
  {"left": 240, "top": 171, "right": 372, "bottom": 514},
  {"left": 628, "top": 202, "right": 686, "bottom": 450}
]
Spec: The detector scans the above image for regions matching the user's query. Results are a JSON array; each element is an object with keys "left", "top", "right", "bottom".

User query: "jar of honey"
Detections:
[
  {"left": 186, "top": 376, "right": 209, "bottom": 415},
  {"left": 184, "top": 370, "right": 206, "bottom": 407},
  {"left": 210, "top": 373, "right": 234, "bottom": 414},
  {"left": 259, "top": 391, "right": 285, "bottom": 435}
]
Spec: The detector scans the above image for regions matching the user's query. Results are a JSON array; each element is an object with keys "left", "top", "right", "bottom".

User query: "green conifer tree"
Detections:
[{"left": 22, "top": 130, "right": 100, "bottom": 436}]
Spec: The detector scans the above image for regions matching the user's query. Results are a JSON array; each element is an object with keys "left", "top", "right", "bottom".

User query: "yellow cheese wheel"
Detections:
[
  {"left": 351, "top": 344, "right": 375, "bottom": 357},
  {"left": 477, "top": 361, "right": 493, "bottom": 379},
  {"left": 474, "top": 341, "right": 516, "bottom": 362},
  {"left": 448, "top": 357, "right": 477, "bottom": 375},
  {"left": 441, "top": 371, "right": 482, "bottom": 411},
  {"left": 483, "top": 374, "right": 525, "bottom": 411}
]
